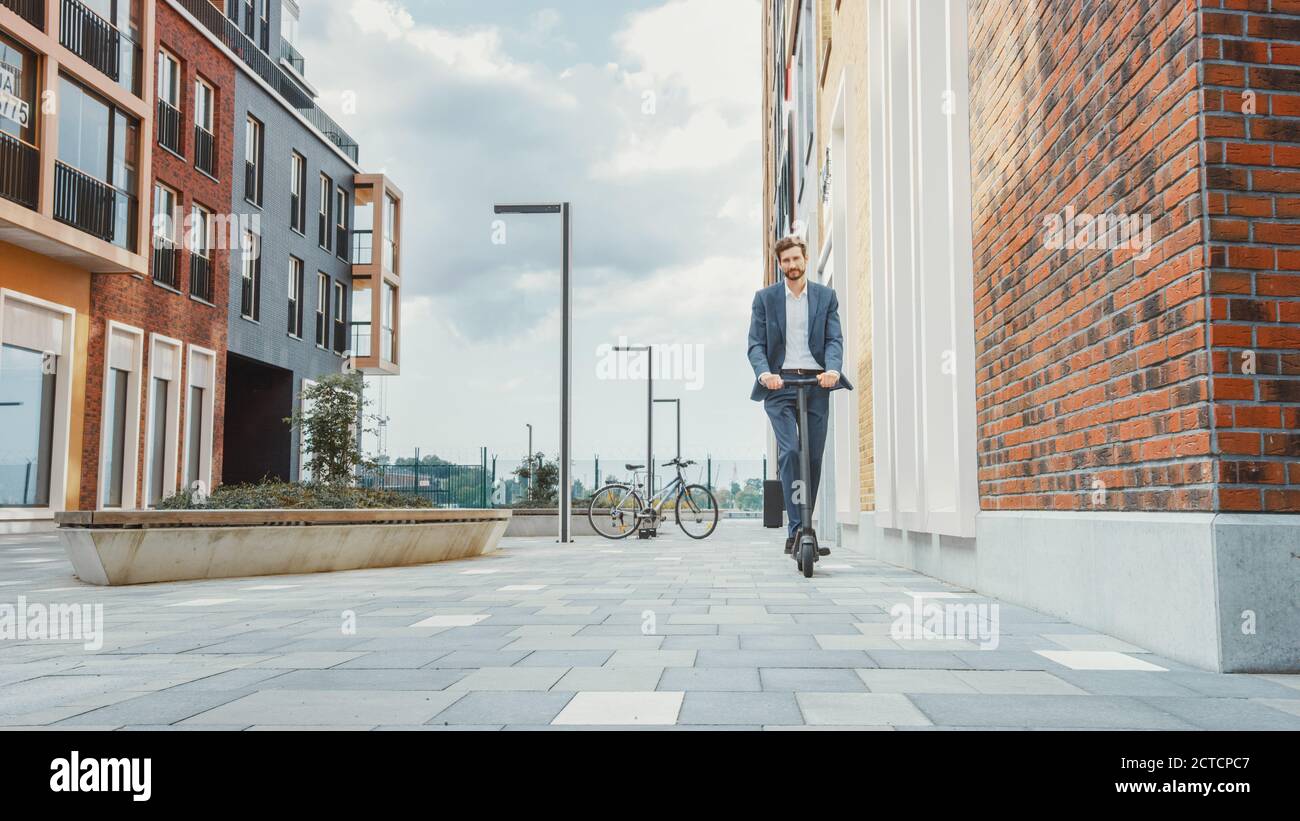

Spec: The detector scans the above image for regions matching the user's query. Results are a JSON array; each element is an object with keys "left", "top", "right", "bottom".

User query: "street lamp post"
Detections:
[
  {"left": 525, "top": 422, "right": 533, "bottom": 502},
  {"left": 614, "top": 344, "right": 652, "bottom": 497},
  {"left": 495, "top": 203, "right": 573, "bottom": 542},
  {"left": 653, "top": 398, "right": 681, "bottom": 461}
]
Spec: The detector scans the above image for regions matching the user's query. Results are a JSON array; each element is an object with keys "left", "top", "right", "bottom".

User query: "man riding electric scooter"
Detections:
[{"left": 746, "top": 234, "right": 854, "bottom": 567}]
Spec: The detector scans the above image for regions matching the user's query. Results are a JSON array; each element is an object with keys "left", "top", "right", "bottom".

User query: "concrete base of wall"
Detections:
[
  {"left": 504, "top": 511, "right": 600, "bottom": 538},
  {"left": 58, "top": 510, "right": 510, "bottom": 585},
  {"left": 858, "top": 510, "right": 1299, "bottom": 673},
  {"left": 0, "top": 519, "right": 57, "bottom": 535}
]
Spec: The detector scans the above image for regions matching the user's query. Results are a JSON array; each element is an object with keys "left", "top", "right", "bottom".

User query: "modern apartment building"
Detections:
[
  {"left": 761, "top": 0, "right": 1298, "bottom": 671},
  {"left": 79, "top": 0, "right": 233, "bottom": 511},
  {"left": 207, "top": 0, "right": 402, "bottom": 484},
  {"left": 0, "top": 0, "right": 403, "bottom": 528},
  {"left": 0, "top": 0, "right": 155, "bottom": 529}
]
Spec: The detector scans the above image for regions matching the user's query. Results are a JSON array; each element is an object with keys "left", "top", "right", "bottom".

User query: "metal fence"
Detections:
[{"left": 356, "top": 462, "right": 490, "bottom": 508}]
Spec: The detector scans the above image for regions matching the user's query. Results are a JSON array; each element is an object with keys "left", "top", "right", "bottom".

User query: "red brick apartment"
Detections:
[
  {"left": 80, "top": 0, "right": 232, "bottom": 510},
  {"left": 763, "top": 0, "right": 1299, "bottom": 671}
]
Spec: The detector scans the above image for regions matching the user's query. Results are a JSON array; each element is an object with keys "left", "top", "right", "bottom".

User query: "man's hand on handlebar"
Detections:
[
  {"left": 817, "top": 371, "right": 840, "bottom": 389},
  {"left": 760, "top": 373, "right": 783, "bottom": 390}
]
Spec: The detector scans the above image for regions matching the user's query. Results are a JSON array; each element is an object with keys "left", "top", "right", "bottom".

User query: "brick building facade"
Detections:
[
  {"left": 79, "top": 0, "right": 234, "bottom": 509},
  {"left": 762, "top": 0, "right": 1297, "bottom": 671}
]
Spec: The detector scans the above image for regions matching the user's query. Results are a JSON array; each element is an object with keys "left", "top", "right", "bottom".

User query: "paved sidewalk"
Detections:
[{"left": 0, "top": 520, "right": 1296, "bottom": 730}]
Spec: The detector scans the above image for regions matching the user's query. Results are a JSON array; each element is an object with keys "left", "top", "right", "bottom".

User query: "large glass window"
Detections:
[
  {"left": 241, "top": 231, "right": 260, "bottom": 320},
  {"left": 148, "top": 375, "right": 168, "bottom": 505},
  {"left": 288, "top": 256, "right": 303, "bottom": 337},
  {"left": 0, "top": 343, "right": 56, "bottom": 507},
  {"left": 382, "top": 282, "right": 395, "bottom": 362},
  {"left": 101, "top": 367, "right": 128, "bottom": 507},
  {"left": 315, "top": 272, "right": 328, "bottom": 348},
  {"left": 244, "top": 115, "right": 263, "bottom": 205},
  {"left": 0, "top": 33, "right": 37, "bottom": 145},
  {"left": 318, "top": 173, "right": 332, "bottom": 250},
  {"left": 56, "top": 76, "right": 140, "bottom": 250},
  {"left": 383, "top": 193, "right": 398, "bottom": 271},
  {"left": 290, "top": 151, "right": 305, "bottom": 232}
]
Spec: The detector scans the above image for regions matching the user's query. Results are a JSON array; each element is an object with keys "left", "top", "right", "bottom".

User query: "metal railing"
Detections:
[
  {"left": 356, "top": 462, "right": 490, "bottom": 508},
  {"left": 53, "top": 161, "right": 135, "bottom": 248},
  {"left": 190, "top": 252, "right": 213, "bottom": 302},
  {"left": 174, "top": 0, "right": 359, "bottom": 161},
  {"left": 0, "top": 132, "right": 39, "bottom": 210},
  {"left": 157, "top": 99, "right": 182, "bottom": 154},
  {"left": 335, "top": 224, "right": 348, "bottom": 258},
  {"left": 59, "top": 0, "right": 139, "bottom": 93},
  {"left": 194, "top": 124, "right": 215, "bottom": 176},
  {"left": 152, "top": 238, "right": 180, "bottom": 289},
  {"left": 351, "top": 229, "right": 372, "bottom": 264},
  {"left": 1, "top": 0, "right": 43, "bottom": 28},
  {"left": 280, "top": 38, "right": 305, "bottom": 74}
]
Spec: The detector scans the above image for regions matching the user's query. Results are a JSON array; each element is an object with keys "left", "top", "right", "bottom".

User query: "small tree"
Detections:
[
  {"left": 284, "top": 371, "right": 376, "bottom": 485},
  {"left": 513, "top": 452, "right": 558, "bottom": 505}
]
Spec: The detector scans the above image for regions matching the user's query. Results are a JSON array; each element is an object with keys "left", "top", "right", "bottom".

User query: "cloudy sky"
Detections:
[{"left": 299, "top": 0, "right": 765, "bottom": 481}]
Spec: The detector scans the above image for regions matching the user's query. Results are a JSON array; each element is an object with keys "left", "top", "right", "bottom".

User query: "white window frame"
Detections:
[
  {"left": 194, "top": 76, "right": 214, "bottom": 131},
  {"left": 867, "top": 0, "right": 978, "bottom": 538},
  {"left": 157, "top": 48, "right": 180, "bottom": 108},
  {"left": 97, "top": 321, "right": 144, "bottom": 509},
  {"left": 181, "top": 344, "right": 217, "bottom": 495},
  {"left": 143, "top": 333, "right": 183, "bottom": 508},
  {"left": 153, "top": 182, "right": 178, "bottom": 244},
  {"left": 288, "top": 256, "right": 303, "bottom": 338},
  {"left": 0, "top": 289, "right": 76, "bottom": 517}
]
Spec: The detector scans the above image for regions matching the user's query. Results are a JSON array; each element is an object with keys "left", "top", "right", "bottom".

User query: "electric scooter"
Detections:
[{"left": 780, "top": 375, "right": 828, "bottom": 578}]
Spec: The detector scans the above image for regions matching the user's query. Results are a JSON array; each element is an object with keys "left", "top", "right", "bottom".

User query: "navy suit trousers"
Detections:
[{"left": 763, "top": 383, "right": 830, "bottom": 538}]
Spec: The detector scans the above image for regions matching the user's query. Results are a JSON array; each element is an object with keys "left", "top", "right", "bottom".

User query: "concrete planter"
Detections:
[
  {"left": 54, "top": 508, "right": 511, "bottom": 586},
  {"left": 505, "top": 508, "right": 600, "bottom": 537}
]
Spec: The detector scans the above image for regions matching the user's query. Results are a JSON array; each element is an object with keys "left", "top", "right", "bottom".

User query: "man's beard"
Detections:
[{"left": 784, "top": 267, "right": 804, "bottom": 279}]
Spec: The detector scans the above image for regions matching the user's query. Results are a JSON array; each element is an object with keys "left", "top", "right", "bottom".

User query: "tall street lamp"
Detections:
[
  {"left": 525, "top": 422, "right": 533, "bottom": 502},
  {"left": 495, "top": 203, "right": 573, "bottom": 542}
]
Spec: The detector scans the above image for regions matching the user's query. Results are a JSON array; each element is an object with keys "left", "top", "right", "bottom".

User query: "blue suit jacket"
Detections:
[{"left": 747, "top": 280, "right": 854, "bottom": 401}]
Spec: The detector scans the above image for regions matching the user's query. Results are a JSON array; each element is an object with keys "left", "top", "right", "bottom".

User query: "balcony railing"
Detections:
[
  {"left": 1, "top": 0, "right": 43, "bottom": 29},
  {"left": 351, "top": 229, "right": 372, "bottom": 265},
  {"left": 0, "top": 132, "right": 39, "bottom": 210},
  {"left": 53, "top": 161, "right": 136, "bottom": 250},
  {"left": 333, "top": 319, "right": 345, "bottom": 353},
  {"left": 280, "top": 38, "right": 305, "bottom": 75},
  {"left": 60, "top": 0, "right": 139, "bottom": 93},
  {"left": 157, "top": 100, "right": 182, "bottom": 155},
  {"left": 190, "top": 252, "right": 213, "bottom": 302},
  {"left": 173, "top": 0, "right": 360, "bottom": 162},
  {"left": 336, "top": 225, "right": 348, "bottom": 258},
  {"left": 152, "top": 238, "right": 180, "bottom": 289},
  {"left": 194, "top": 125, "right": 215, "bottom": 177}
]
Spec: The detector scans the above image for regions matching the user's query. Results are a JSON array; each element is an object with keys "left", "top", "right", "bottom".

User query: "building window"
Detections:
[
  {"left": 0, "top": 293, "right": 73, "bottom": 509},
  {"left": 145, "top": 335, "right": 182, "bottom": 507},
  {"left": 99, "top": 323, "right": 143, "bottom": 509},
  {"left": 318, "top": 173, "right": 332, "bottom": 250},
  {"left": 0, "top": 34, "right": 38, "bottom": 209},
  {"left": 258, "top": 0, "right": 270, "bottom": 51},
  {"left": 382, "top": 281, "right": 396, "bottom": 363},
  {"left": 383, "top": 193, "right": 398, "bottom": 272},
  {"left": 334, "top": 186, "right": 348, "bottom": 260},
  {"left": 156, "top": 49, "right": 181, "bottom": 155},
  {"left": 194, "top": 76, "right": 215, "bottom": 177},
  {"left": 151, "top": 182, "right": 179, "bottom": 289},
  {"left": 55, "top": 75, "right": 140, "bottom": 251},
  {"left": 332, "top": 280, "right": 346, "bottom": 353},
  {"left": 240, "top": 230, "right": 261, "bottom": 320},
  {"left": 315, "top": 272, "right": 328, "bottom": 348},
  {"left": 244, "top": 114, "right": 263, "bottom": 206},
  {"left": 190, "top": 203, "right": 213, "bottom": 301},
  {"left": 351, "top": 287, "right": 371, "bottom": 358},
  {"left": 290, "top": 151, "right": 305, "bottom": 233},
  {"left": 184, "top": 346, "right": 216, "bottom": 492},
  {"left": 288, "top": 256, "right": 304, "bottom": 337}
]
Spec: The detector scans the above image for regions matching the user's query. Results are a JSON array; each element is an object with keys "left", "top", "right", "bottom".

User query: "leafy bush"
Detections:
[{"left": 157, "top": 480, "right": 433, "bottom": 510}]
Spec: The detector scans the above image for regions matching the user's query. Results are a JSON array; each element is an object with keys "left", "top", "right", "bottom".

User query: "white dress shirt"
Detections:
[{"left": 759, "top": 280, "right": 839, "bottom": 384}]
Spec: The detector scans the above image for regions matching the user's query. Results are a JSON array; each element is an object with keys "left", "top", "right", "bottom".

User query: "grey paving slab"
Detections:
[
  {"left": 678, "top": 692, "right": 802, "bottom": 725},
  {"left": 1, "top": 519, "right": 1290, "bottom": 730},
  {"left": 429, "top": 692, "right": 574, "bottom": 725}
]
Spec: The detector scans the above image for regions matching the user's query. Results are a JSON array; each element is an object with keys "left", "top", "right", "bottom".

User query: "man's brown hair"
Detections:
[{"left": 775, "top": 234, "right": 807, "bottom": 260}]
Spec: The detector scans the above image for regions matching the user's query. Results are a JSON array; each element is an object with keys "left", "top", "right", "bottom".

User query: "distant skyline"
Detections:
[{"left": 300, "top": 0, "right": 766, "bottom": 469}]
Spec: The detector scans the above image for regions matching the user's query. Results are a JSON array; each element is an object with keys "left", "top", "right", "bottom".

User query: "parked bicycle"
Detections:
[{"left": 588, "top": 457, "right": 719, "bottom": 540}]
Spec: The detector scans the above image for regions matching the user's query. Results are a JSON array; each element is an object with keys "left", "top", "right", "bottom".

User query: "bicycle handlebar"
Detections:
[{"left": 661, "top": 459, "right": 696, "bottom": 467}]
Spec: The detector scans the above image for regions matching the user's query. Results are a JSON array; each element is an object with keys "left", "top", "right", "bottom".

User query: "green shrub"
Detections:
[{"left": 157, "top": 480, "right": 433, "bottom": 510}]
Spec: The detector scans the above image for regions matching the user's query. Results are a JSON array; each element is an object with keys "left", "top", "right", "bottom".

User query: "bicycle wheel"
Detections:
[
  {"left": 589, "top": 484, "right": 643, "bottom": 539},
  {"left": 674, "top": 484, "right": 719, "bottom": 539}
]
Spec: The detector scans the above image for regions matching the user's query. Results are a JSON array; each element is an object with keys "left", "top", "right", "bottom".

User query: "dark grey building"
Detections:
[{"left": 213, "top": 0, "right": 403, "bottom": 483}]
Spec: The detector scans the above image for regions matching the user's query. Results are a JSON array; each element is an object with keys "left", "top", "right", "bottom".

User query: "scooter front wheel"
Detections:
[{"left": 800, "top": 541, "right": 815, "bottom": 578}]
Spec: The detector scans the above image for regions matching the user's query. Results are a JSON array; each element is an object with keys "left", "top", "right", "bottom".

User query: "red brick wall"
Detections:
[
  {"left": 1202, "top": 0, "right": 1300, "bottom": 512},
  {"left": 79, "top": 2, "right": 235, "bottom": 509},
  {"left": 968, "top": 0, "right": 1214, "bottom": 511}
]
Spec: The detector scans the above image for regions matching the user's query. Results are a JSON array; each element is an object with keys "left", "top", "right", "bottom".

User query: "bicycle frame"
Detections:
[{"left": 613, "top": 467, "right": 688, "bottom": 518}]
